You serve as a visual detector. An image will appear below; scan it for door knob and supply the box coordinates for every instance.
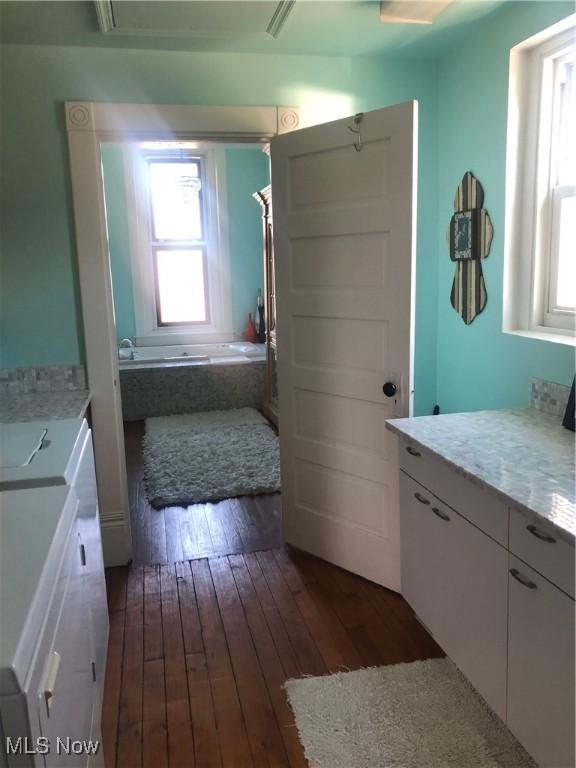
[383,382,397,397]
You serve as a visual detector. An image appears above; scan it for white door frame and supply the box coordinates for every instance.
[65,101,305,565]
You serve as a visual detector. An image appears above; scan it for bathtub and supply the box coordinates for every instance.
[118,341,266,369]
[118,341,267,420]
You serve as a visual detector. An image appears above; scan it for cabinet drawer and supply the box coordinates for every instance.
[400,473,508,719]
[507,555,575,767]
[509,508,575,598]
[37,522,94,767]
[399,439,508,545]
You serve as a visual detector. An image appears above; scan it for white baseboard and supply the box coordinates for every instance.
[100,517,133,566]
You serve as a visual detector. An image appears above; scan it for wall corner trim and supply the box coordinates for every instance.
[100,517,133,567]
[65,102,95,132]
[277,107,301,134]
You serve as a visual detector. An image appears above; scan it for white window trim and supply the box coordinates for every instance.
[546,183,576,327]
[124,143,233,345]
[503,14,576,346]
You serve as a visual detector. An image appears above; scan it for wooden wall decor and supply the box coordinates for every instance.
[447,171,493,325]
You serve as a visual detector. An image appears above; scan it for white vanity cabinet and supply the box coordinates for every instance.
[507,556,575,768]
[398,436,575,768]
[0,422,108,768]
[35,512,96,768]
[400,472,508,719]
[72,430,109,737]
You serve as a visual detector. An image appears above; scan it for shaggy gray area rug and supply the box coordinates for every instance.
[143,408,280,507]
[285,658,536,768]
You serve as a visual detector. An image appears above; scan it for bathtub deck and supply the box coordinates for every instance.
[124,421,283,566]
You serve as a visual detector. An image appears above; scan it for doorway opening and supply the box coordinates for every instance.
[100,137,282,565]
[66,102,303,567]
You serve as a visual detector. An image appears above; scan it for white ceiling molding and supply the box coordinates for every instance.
[379,0,454,25]
[64,102,306,139]
[266,0,297,38]
[94,0,296,40]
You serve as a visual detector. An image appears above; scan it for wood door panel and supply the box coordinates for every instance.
[292,316,388,370]
[272,101,416,589]
[294,389,395,456]
[287,508,401,591]
[293,437,394,484]
[289,139,391,207]
[294,459,391,535]
[292,366,394,402]
[291,232,388,289]
[290,291,391,321]
[288,204,394,239]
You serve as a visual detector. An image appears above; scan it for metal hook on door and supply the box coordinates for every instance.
[348,113,364,152]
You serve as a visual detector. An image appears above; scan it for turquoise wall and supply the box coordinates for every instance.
[0,43,438,415]
[225,148,270,335]
[101,144,136,341]
[350,58,439,416]
[0,45,351,369]
[2,4,572,415]
[100,144,269,341]
[436,1,575,413]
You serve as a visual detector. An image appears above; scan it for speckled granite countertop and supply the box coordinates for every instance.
[386,409,575,541]
[0,390,91,423]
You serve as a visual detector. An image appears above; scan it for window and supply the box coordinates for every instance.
[545,51,575,325]
[147,157,208,325]
[504,17,576,344]
[125,143,232,344]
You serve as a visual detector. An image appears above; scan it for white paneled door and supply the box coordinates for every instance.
[271,102,417,591]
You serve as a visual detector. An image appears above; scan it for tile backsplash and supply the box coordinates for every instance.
[529,377,572,417]
[0,365,87,396]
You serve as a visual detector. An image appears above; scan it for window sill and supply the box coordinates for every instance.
[503,327,576,347]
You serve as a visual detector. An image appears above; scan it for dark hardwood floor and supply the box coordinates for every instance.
[103,548,443,768]
[103,421,443,766]
[124,421,282,566]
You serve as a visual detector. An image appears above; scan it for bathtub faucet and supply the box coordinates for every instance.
[118,338,135,360]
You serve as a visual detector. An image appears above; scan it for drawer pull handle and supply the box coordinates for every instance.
[432,507,450,521]
[43,651,61,717]
[406,446,421,457]
[526,524,556,544]
[509,568,537,590]
[414,492,430,505]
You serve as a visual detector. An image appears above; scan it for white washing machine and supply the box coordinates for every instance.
[0,486,103,767]
[0,419,109,767]
[0,419,89,491]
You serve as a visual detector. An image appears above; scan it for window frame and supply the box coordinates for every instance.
[545,184,576,326]
[124,142,233,345]
[504,16,576,346]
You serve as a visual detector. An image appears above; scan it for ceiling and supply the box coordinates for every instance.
[0,0,508,58]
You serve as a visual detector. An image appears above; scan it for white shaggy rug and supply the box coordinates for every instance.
[143,408,280,508]
[284,659,536,768]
